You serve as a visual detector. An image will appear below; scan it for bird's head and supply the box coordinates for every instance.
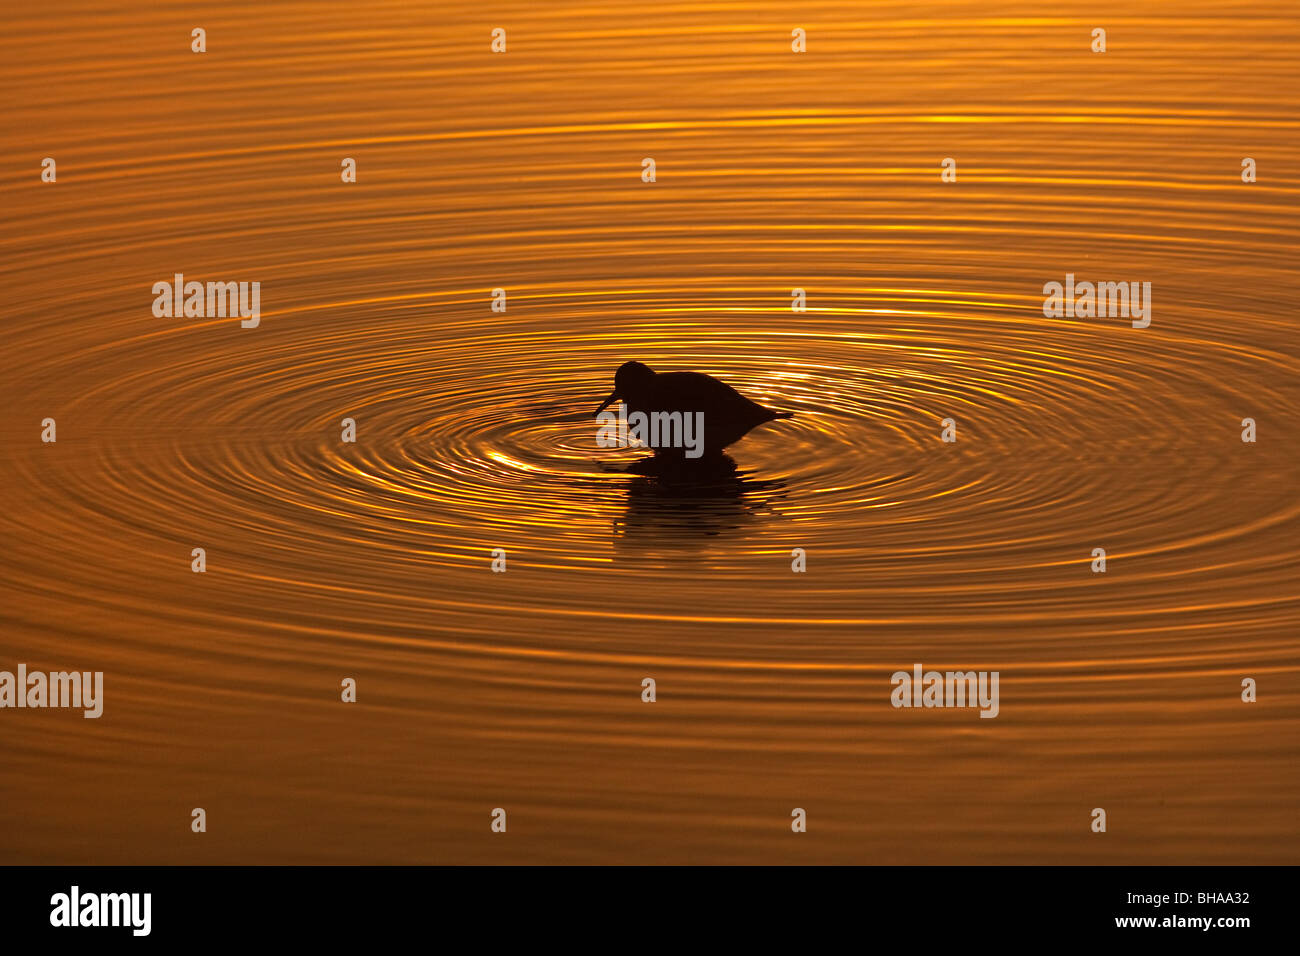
[594,360,656,414]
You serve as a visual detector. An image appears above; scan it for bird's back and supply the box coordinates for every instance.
[629,371,786,453]
[647,371,769,421]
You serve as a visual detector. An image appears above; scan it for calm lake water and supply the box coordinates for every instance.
[1,1,1297,863]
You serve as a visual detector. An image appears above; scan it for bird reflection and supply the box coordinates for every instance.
[608,453,787,543]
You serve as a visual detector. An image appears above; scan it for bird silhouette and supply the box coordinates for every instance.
[594,360,793,460]
[612,452,789,544]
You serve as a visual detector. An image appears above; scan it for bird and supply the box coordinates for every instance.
[594,360,793,460]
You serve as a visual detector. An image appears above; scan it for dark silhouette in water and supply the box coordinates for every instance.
[594,361,794,460]
[605,453,788,543]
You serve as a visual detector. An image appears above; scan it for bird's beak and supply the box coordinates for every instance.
[594,391,619,416]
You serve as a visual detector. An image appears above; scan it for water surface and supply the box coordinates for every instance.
[1,0,1297,863]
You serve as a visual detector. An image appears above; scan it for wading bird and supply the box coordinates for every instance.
[594,360,793,460]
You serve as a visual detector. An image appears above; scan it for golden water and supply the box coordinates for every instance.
[1,1,1297,863]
